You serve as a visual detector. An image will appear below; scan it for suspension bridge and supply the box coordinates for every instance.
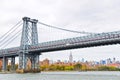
[0,17,120,73]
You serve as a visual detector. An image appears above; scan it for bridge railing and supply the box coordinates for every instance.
[0,30,120,54]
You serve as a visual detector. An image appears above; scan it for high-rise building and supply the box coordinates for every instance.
[69,51,73,63]
[81,58,85,63]
[107,58,112,64]
[113,57,116,63]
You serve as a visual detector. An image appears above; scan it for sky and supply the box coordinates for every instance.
[1,0,120,62]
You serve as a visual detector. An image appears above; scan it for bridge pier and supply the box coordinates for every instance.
[17,52,40,73]
[17,52,27,73]
[31,53,40,72]
[11,57,15,71]
[2,56,8,72]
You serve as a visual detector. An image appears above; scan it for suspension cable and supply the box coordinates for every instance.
[38,21,96,34]
[0,20,22,40]
[0,23,22,43]
[0,29,21,47]
[0,30,22,49]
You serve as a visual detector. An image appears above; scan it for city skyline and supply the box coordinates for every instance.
[40,56,119,65]
[40,51,120,62]
[1,0,120,61]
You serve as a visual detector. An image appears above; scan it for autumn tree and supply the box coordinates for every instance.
[74,63,82,71]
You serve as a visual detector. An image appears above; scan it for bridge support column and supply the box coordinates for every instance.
[17,17,40,73]
[31,53,40,72]
[35,54,40,70]
[17,52,28,73]
[11,57,15,71]
[2,56,8,72]
[17,53,40,73]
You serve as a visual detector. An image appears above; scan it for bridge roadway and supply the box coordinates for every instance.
[0,30,120,58]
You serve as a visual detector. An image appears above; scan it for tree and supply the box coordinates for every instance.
[81,64,87,71]
[65,66,74,71]
[74,63,82,71]
[7,65,11,71]
[49,64,56,71]
[15,64,18,70]
[98,66,120,71]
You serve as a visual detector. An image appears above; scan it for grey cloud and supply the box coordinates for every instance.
[1,0,120,61]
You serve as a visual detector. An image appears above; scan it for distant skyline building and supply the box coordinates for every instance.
[81,58,85,63]
[113,57,116,63]
[69,51,73,63]
[107,58,112,64]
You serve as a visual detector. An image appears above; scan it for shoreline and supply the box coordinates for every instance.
[0,71,16,74]
[0,70,119,74]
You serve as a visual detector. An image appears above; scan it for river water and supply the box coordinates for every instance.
[0,71,120,80]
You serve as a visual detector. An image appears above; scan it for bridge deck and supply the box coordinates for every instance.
[0,31,120,57]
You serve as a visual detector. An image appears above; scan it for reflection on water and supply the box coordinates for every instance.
[0,71,120,80]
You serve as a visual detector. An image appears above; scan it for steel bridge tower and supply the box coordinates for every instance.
[18,17,40,73]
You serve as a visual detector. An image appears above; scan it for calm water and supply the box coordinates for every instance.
[0,71,120,80]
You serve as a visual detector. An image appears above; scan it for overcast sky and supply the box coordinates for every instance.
[1,0,120,62]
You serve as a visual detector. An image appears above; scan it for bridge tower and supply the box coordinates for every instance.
[17,17,40,73]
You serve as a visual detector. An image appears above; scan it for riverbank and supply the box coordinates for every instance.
[0,71,16,74]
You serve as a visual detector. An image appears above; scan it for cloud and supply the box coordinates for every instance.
[1,0,120,61]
